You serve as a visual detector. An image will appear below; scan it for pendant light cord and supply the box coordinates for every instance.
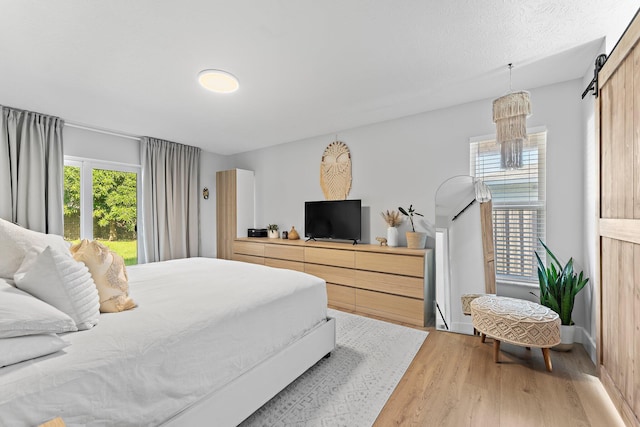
[508,63,513,92]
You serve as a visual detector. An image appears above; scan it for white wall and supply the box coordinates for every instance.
[230,78,587,334]
[63,126,229,258]
[200,151,232,257]
[233,80,584,247]
[65,126,140,165]
[580,38,615,363]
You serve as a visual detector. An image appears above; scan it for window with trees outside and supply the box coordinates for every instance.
[469,129,547,286]
[64,158,140,265]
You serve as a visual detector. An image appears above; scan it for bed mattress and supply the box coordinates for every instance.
[0,257,328,426]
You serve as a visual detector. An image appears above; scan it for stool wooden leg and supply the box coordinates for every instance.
[542,348,553,372]
[481,333,486,343]
[493,339,501,363]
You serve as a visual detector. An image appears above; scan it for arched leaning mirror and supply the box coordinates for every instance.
[435,175,495,334]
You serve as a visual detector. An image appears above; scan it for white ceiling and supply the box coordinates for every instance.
[0,1,637,155]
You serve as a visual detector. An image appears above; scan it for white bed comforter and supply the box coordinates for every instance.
[0,257,328,426]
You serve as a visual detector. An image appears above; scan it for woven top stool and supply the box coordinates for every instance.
[461,294,486,315]
[470,295,560,372]
[461,294,489,336]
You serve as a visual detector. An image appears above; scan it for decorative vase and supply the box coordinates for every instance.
[386,227,399,247]
[288,226,300,240]
[268,229,279,239]
[553,324,575,352]
[406,231,427,249]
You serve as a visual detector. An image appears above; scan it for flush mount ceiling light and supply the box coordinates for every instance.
[198,69,239,94]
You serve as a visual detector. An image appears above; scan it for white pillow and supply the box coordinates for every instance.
[0,218,71,281]
[14,246,100,331]
[0,334,69,368]
[0,280,77,338]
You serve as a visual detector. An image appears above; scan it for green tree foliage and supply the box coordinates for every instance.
[93,169,137,240]
[63,166,80,217]
[63,166,137,241]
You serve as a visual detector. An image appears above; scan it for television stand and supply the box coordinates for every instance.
[305,237,317,242]
[351,240,358,245]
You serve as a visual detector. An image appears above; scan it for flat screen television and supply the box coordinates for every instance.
[305,199,361,244]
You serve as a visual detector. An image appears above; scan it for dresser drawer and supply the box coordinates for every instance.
[265,258,305,272]
[355,270,424,299]
[231,253,264,265]
[231,238,432,327]
[327,283,355,311]
[305,247,355,268]
[305,263,355,286]
[355,289,423,326]
[233,241,264,257]
[264,244,304,262]
[355,252,423,277]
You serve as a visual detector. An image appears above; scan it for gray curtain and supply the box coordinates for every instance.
[0,106,64,234]
[140,137,200,263]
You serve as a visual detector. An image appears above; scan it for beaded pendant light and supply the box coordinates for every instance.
[492,64,531,169]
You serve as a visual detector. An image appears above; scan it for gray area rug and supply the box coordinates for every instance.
[241,309,428,427]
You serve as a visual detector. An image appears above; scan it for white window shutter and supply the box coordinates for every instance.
[470,131,547,285]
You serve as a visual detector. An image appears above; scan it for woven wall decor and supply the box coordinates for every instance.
[320,141,352,200]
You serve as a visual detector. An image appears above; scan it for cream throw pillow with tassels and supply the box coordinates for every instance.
[70,240,136,313]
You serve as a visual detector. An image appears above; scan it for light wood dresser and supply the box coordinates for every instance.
[232,238,434,327]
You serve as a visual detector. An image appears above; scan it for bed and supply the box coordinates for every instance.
[0,257,335,427]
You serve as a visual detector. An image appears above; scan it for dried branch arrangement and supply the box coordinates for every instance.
[380,210,403,228]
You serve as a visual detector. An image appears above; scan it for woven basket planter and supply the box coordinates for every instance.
[406,232,426,249]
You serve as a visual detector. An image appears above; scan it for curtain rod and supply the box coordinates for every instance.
[64,121,142,141]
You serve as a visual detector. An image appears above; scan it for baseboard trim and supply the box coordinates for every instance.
[577,326,597,364]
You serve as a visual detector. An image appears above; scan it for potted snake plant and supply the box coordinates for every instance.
[535,240,589,351]
[398,205,427,249]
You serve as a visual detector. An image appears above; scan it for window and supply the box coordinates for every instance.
[63,157,140,265]
[470,130,546,285]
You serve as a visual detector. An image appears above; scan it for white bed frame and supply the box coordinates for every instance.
[162,317,336,427]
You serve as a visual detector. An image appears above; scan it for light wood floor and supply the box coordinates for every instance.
[332,308,624,427]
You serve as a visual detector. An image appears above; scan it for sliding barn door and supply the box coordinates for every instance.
[597,12,640,427]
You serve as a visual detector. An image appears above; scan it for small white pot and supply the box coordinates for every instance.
[553,324,575,352]
[386,227,399,247]
[268,230,279,239]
